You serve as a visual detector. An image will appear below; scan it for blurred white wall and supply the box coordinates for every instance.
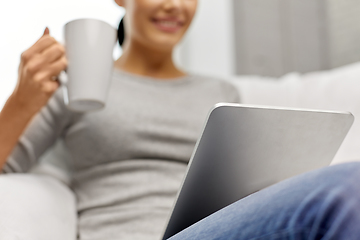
[0,0,124,109]
[327,0,360,68]
[175,0,235,78]
[233,0,360,77]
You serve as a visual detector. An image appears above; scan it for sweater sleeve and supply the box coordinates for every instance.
[2,89,73,173]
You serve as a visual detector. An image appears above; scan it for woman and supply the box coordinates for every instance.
[0,0,360,239]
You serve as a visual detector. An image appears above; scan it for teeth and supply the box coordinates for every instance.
[158,21,178,27]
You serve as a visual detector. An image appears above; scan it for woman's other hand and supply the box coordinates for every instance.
[12,27,67,116]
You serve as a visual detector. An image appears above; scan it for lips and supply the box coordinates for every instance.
[152,18,184,33]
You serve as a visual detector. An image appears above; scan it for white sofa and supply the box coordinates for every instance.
[2,62,360,240]
[229,62,360,165]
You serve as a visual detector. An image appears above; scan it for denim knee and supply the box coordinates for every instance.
[288,162,360,239]
[319,162,360,190]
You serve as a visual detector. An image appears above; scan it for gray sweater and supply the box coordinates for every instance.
[4,69,240,240]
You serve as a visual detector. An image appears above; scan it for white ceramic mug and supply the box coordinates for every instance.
[59,18,117,112]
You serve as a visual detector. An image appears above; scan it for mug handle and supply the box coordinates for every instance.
[58,70,68,85]
[57,70,69,106]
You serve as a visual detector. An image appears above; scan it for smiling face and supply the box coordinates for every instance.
[115,0,198,52]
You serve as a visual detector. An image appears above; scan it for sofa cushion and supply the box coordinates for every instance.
[0,174,77,240]
[229,62,360,164]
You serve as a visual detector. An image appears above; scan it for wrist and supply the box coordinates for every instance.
[3,93,37,121]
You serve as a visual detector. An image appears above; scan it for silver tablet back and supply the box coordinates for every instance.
[162,104,354,239]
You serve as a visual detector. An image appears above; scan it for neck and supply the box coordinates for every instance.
[114,39,186,79]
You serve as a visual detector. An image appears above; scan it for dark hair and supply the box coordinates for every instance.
[117,18,125,47]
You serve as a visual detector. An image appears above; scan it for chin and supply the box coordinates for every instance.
[147,37,180,52]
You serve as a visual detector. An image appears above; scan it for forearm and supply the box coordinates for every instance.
[0,94,35,170]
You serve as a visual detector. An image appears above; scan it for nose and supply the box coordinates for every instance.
[163,0,183,12]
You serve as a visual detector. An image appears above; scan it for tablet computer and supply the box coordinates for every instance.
[162,103,354,239]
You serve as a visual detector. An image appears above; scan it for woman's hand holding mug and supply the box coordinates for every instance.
[13,19,117,115]
[12,27,67,116]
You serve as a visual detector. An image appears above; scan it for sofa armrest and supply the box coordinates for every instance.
[0,174,77,240]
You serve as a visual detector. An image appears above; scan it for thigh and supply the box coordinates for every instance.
[168,162,360,240]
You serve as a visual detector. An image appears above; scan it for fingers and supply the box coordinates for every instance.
[24,49,65,78]
[32,56,67,83]
[21,27,66,79]
[26,42,65,72]
[48,56,68,78]
[21,27,59,63]
[13,27,64,112]
[41,43,66,64]
[21,36,58,63]
[41,80,60,94]
[43,27,50,36]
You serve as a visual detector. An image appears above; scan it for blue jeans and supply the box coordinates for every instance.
[168,162,360,240]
